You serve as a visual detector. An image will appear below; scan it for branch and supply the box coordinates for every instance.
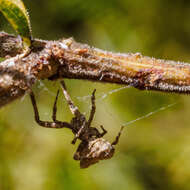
[1,32,190,108]
[0,32,23,57]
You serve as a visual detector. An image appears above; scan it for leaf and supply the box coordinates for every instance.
[0,0,32,48]
[0,57,5,62]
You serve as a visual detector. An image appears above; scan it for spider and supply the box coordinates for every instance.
[30,80,124,168]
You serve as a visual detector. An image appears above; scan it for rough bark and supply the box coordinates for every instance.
[0,32,190,108]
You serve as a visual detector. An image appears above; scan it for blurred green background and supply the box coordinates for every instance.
[0,0,190,189]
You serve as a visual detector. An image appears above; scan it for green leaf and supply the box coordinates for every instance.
[0,0,32,48]
[0,57,5,62]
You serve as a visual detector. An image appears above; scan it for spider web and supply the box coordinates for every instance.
[121,102,177,128]
[76,85,177,127]
[76,86,131,101]
[32,81,177,127]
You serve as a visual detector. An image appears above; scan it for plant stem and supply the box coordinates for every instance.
[0,32,190,108]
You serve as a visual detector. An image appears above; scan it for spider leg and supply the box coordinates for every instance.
[30,91,71,129]
[60,80,81,117]
[71,121,86,144]
[87,89,96,128]
[111,126,124,145]
[52,90,60,122]
[99,125,107,137]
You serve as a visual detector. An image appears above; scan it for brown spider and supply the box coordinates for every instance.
[30,80,124,168]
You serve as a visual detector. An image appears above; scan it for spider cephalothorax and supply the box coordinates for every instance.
[30,80,123,168]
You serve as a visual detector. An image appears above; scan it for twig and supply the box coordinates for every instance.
[0,31,190,108]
